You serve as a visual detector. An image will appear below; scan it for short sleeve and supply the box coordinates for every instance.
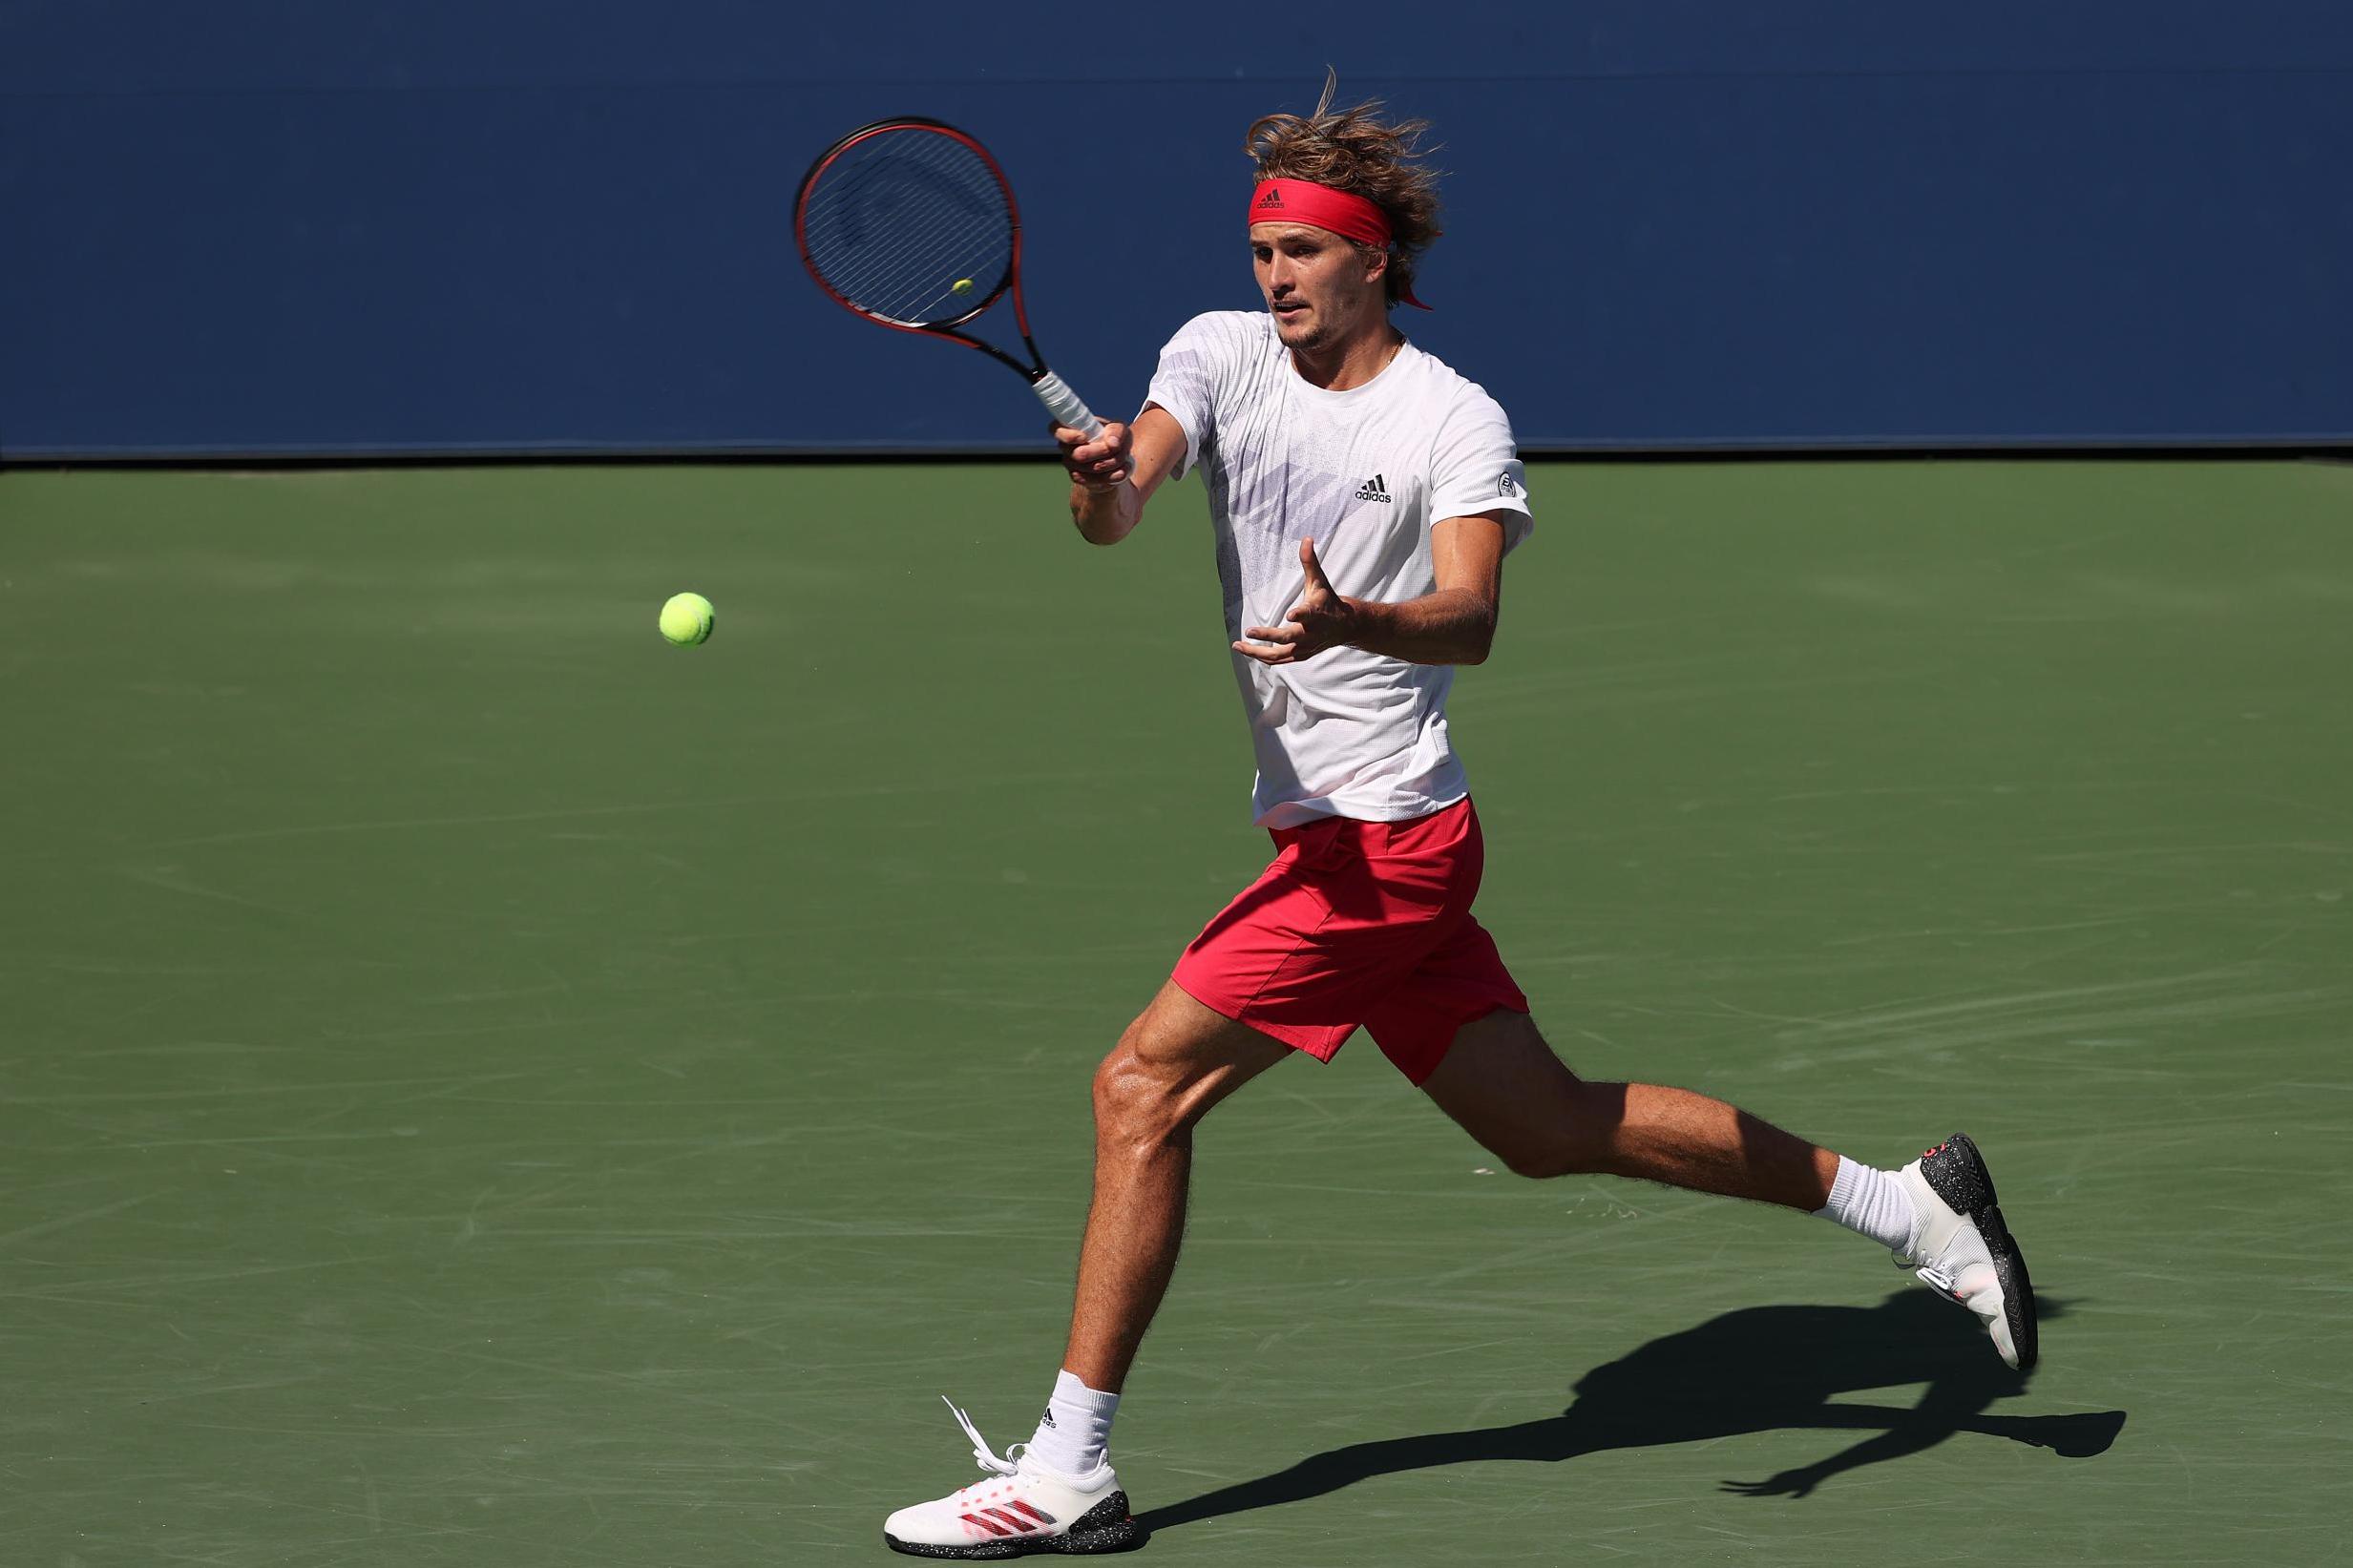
[1430,388,1534,554]
[1141,312,1238,481]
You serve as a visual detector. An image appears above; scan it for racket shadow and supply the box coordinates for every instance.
[1134,1290,2121,1537]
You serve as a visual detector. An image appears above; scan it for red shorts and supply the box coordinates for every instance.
[1170,798,1529,1085]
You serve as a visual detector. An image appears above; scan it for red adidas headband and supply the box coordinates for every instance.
[1248,179,1432,310]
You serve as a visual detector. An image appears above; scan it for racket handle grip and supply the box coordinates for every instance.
[1033,370,1104,441]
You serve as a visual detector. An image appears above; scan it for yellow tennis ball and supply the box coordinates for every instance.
[659,592,714,646]
[952,278,975,296]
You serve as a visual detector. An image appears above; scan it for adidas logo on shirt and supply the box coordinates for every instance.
[1355,473,1392,503]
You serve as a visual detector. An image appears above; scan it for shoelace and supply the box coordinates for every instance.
[942,1395,1027,1495]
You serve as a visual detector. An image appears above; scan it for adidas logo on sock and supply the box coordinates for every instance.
[1039,1409,1057,1429]
[1355,472,1391,502]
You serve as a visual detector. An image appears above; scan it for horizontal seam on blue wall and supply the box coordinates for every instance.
[11,64,2353,102]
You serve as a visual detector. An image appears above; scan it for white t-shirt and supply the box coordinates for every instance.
[1144,310,1534,828]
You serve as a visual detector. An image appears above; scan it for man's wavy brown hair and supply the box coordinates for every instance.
[1244,73,1442,308]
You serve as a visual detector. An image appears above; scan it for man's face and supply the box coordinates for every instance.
[1250,222,1385,352]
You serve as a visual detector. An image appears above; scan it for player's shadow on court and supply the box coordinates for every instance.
[1136,1290,2122,1537]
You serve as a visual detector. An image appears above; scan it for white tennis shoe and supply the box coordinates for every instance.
[883,1398,1139,1558]
[1895,1132,2039,1371]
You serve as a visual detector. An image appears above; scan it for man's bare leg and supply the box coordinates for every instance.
[1061,979,1292,1392]
[1418,1009,1838,1208]
[878,985,1284,1552]
[1418,1009,2036,1369]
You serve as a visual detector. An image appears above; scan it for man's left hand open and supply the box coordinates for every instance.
[1235,538,1358,666]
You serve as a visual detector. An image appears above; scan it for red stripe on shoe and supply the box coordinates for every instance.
[960,1513,1012,1537]
[981,1508,1031,1533]
[1009,1499,1056,1525]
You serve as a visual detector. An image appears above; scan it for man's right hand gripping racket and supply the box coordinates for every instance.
[795,117,1105,440]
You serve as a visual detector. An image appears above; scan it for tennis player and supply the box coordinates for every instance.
[883,88,2037,1558]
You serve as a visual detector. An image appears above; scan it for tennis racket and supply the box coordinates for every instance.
[795,116,1105,440]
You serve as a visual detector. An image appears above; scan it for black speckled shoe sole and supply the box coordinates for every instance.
[1921,1133,2039,1373]
[885,1492,1141,1558]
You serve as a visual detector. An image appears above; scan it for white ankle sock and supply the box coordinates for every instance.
[1816,1155,1918,1251]
[1025,1369,1119,1477]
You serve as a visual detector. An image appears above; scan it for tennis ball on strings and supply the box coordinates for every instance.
[952,278,976,296]
[659,592,715,646]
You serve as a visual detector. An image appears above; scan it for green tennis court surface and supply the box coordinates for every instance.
[4,459,2348,1565]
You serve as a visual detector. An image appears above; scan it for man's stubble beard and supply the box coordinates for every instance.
[1272,289,1381,357]
[1278,303,1360,356]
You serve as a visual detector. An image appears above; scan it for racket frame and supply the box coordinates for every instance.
[794,115,1045,381]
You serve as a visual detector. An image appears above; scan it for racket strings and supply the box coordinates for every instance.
[807,178,1002,323]
[803,130,1014,326]
[833,152,1008,320]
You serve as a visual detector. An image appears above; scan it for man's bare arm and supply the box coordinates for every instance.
[1235,512,1514,667]
[1056,406,1189,546]
[1347,512,1510,664]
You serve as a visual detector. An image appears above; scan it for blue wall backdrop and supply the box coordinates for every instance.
[4,2,2350,457]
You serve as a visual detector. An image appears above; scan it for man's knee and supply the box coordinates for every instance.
[1498,1143,1570,1181]
[1091,1030,1191,1153]
[1493,1080,1623,1181]
[1091,1036,1150,1119]
[1091,990,1283,1153]
[1498,1137,1598,1181]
